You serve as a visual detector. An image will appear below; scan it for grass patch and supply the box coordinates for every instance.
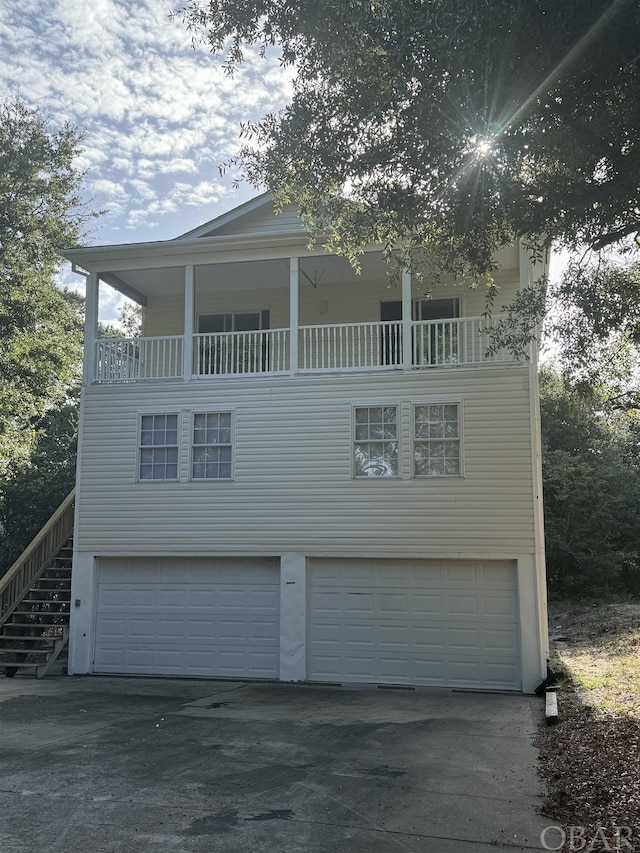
[537,601,640,850]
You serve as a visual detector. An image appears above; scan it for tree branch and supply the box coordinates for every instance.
[590,222,640,251]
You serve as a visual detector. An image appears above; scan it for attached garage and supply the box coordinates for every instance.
[308,558,521,690]
[94,557,280,678]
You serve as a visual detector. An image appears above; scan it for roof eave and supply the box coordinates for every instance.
[63,228,312,272]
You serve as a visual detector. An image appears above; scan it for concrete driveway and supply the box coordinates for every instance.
[0,677,555,852]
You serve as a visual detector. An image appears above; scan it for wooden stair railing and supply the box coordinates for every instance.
[0,489,75,630]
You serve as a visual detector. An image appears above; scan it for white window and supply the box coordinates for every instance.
[413,404,461,477]
[354,406,398,477]
[192,412,233,480]
[139,414,179,481]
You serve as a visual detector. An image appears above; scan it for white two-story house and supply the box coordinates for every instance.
[64,193,549,692]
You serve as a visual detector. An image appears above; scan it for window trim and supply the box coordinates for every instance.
[137,411,180,483]
[190,409,235,482]
[352,403,400,479]
[411,401,463,479]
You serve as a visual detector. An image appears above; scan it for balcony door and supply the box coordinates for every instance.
[413,298,459,322]
[380,299,460,366]
[380,300,403,364]
[197,311,271,373]
[412,299,460,366]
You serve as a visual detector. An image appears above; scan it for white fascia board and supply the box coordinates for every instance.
[63,229,313,273]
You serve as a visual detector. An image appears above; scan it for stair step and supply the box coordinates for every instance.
[0,644,51,652]
[3,663,41,670]
[12,618,70,625]
[8,618,70,624]
[0,631,64,640]
[36,578,72,585]
[22,589,71,604]
[28,585,70,592]
[9,613,70,621]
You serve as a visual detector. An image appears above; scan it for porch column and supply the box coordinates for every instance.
[183,264,194,380]
[401,269,412,369]
[289,257,299,374]
[83,271,99,385]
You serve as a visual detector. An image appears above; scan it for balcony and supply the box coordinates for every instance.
[94,316,517,383]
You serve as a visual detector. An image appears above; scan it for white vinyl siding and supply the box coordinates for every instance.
[192,412,233,480]
[76,368,536,558]
[211,202,305,236]
[308,558,520,690]
[93,557,280,678]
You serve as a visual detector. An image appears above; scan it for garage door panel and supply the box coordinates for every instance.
[156,618,186,636]
[412,626,446,648]
[483,594,518,618]
[447,627,480,649]
[483,626,520,652]
[94,558,279,679]
[411,594,444,615]
[446,594,481,616]
[377,594,409,614]
[309,558,520,690]
[96,617,126,637]
[127,618,155,639]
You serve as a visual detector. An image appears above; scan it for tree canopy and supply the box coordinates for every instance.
[0,99,89,472]
[179,0,640,280]
[548,255,640,397]
[0,398,78,574]
[540,368,640,597]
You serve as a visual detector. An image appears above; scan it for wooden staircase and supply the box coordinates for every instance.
[0,491,75,678]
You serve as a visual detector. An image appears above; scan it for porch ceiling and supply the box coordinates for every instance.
[95,243,520,302]
[99,252,390,300]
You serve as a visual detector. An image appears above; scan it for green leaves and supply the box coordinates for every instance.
[0,99,89,472]
[180,0,640,279]
[548,256,640,395]
[0,399,79,575]
[540,369,640,597]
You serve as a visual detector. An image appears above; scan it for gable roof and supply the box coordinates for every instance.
[174,192,304,241]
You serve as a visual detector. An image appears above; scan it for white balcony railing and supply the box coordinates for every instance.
[412,316,512,367]
[300,321,402,371]
[93,317,517,382]
[194,329,289,376]
[96,337,183,382]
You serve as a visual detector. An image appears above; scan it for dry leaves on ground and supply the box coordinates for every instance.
[537,602,640,851]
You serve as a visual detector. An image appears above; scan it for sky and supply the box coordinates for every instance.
[0,0,292,320]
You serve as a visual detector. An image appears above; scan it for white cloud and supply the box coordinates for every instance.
[158,158,199,174]
[0,0,292,243]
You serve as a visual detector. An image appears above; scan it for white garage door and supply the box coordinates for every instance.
[308,558,520,690]
[94,557,280,678]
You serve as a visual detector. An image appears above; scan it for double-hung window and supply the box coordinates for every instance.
[413,403,460,476]
[354,406,398,477]
[139,414,179,481]
[192,412,233,480]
